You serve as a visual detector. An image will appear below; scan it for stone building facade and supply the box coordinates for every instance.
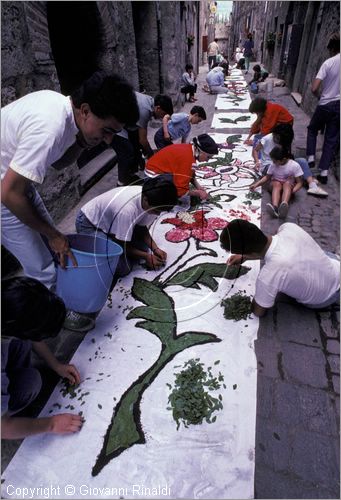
[228,1,340,116]
[1,1,200,221]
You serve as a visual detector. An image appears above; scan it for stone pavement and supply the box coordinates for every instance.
[2,65,340,499]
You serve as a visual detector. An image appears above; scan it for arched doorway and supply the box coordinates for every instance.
[47,1,103,94]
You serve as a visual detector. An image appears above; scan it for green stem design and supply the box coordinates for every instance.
[92,330,220,476]
[92,261,251,474]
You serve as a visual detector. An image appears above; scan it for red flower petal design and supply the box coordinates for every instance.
[165,228,191,242]
[207,218,228,230]
[191,227,218,241]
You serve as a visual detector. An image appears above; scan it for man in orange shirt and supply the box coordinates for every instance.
[145,134,218,203]
[244,97,294,145]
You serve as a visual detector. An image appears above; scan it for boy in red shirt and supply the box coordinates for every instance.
[244,97,293,144]
[145,134,218,202]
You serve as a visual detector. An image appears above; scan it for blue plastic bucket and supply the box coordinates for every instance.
[56,234,123,313]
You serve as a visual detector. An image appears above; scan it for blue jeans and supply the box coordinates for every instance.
[75,211,149,283]
[1,186,56,290]
[154,128,173,150]
[306,100,340,172]
[295,158,312,180]
[244,55,252,70]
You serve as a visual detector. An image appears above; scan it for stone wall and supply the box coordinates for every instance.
[1,2,60,106]
[1,1,201,224]
[229,1,340,116]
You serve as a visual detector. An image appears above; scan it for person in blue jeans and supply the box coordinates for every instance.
[154,106,207,150]
[306,33,340,184]
[243,33,254,73]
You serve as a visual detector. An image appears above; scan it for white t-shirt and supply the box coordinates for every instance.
[208,41,219,56]
[260,133,276,166]
[316,53,340,105]
[255,223,340,308]
[1,90,78,184]
[267,159,303,181]
[81,186,157,241]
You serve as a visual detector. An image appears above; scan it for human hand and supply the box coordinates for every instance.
[244,139,253,145]
[50,413,83,434]
[197,189,209,200]
[145,253,165,270]
[153,247,167,263]
[162,114,171,124]
[55,364,81,385]
[48,232,77,269]
[227,254,243,266]
[249,184,257,191]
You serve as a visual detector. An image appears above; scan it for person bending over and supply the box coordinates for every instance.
[2,277,82,439]
[76,177,178,279]
[220,219,340,317]
[154,106,207,150]
[145,134,219,205]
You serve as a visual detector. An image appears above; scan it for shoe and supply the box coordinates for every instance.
[64,311,95,333]
[266,203,279,218]
[317,174,328,184]
[307,185,328,197]
[278,202,289,219]
[308,161,315,169]
[189,97,196,103]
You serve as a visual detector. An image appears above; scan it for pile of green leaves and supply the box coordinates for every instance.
[245,190,262,200]
[221,291,252,321]
[167,358,224,430]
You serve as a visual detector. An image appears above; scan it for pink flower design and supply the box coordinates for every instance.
[162,210,228,243]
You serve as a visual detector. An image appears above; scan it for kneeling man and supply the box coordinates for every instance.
[220,219,340,316]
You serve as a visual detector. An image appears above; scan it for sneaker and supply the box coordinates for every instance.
[307,185,328,197]
[317,174,328,184]
[266,202,279,217]
[278,202,289,219]
[64,311,95,333]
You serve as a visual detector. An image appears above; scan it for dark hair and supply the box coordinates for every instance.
[190,106,207,120]
[154,95,174,115]
[214,38,218,43]
[247,33,253,39]
[253,64,261,72]
[220,219,268,254]
[249,97,267,114]
[193,134,219,155]
[272,123,294,151]
[270,146,290,161]
[185,64,194,71]
[71,71,139,124]
[327,33,340,52]
[142,177,178,210]
[211,62,220,69]
[2,277,66,341]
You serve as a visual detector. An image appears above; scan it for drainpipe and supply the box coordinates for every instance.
[155,1,164,94]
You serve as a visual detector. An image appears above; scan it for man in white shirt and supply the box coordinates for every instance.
[1,71,139,331]
[220,219,340,317]
[207,39,219,69]
[75,177,178,280]
[306,33,340,184]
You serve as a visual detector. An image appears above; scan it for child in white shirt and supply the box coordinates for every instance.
[250,146,303,219]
